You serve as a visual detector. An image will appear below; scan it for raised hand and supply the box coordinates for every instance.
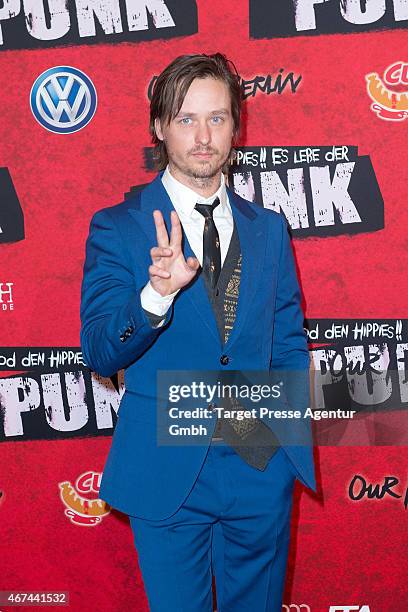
[148,209,200,297]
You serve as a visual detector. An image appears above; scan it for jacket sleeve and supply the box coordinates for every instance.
[80,208,173,377]
[270,213,310,411]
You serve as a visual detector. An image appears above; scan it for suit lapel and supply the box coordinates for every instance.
[225,187,266,350]
[127,174,267,351]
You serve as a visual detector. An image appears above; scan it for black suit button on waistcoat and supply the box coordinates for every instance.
[220,354,229,365]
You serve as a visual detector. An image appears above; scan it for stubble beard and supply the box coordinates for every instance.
[170,149,231,189]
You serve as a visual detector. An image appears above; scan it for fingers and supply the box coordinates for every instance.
[153,210,170,247]
[151,211,199,275]
[149,264,170,279]
[150,246,172,264]
[169,210,182,248]
[153,210,182,249]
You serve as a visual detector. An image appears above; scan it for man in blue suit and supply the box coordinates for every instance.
[80,53,316,611]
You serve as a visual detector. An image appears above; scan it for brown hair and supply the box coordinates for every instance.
[149,53,241,171]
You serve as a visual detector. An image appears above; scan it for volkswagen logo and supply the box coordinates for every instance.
[30,66,97,134]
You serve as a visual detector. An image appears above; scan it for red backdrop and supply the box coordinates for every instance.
[1,1,407,610]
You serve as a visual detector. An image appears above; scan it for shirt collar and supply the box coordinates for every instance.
[161,165,230,219]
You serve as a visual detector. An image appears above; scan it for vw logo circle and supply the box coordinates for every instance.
[30,66,97,134]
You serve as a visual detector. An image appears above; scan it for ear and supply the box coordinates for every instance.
[154,118,164,141]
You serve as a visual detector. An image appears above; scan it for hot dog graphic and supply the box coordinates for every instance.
[366,72,408,121]
[59,481,110,526]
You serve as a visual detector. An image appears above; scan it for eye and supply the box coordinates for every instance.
[179,117,192,125]
[211,116,224,124]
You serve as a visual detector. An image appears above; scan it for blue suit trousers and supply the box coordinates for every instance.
[129,443,296,611]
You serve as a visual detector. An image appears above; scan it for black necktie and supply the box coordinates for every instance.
[194,197,221,289]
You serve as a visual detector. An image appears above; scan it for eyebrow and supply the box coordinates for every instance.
[176,109,230,117]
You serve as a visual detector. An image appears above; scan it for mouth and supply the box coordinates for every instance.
[191,151,214,159]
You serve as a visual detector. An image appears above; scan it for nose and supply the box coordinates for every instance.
[195,120,211,146]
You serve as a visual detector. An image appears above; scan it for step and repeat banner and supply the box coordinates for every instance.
[1,1,407,610]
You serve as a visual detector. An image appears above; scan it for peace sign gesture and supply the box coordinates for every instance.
[148,209,200,297]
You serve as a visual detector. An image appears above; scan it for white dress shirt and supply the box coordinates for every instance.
[140,166,234,323]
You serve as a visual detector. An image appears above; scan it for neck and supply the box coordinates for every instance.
[167,164,222,198]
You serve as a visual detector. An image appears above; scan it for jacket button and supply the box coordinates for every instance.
[220,355,229,365]
[208,402,217,410]
[120,334,126,343]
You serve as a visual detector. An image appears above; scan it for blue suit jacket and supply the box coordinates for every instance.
[80,172,316,519]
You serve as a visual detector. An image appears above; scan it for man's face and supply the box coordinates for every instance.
[155,77,235,182]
